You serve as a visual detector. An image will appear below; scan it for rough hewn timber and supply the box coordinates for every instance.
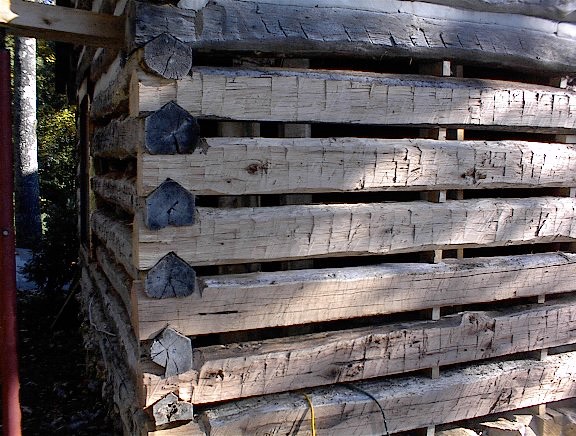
[135,197,576,269]
[199,351,576,435]
[135,252,576,338]
[144,101,200,154]
[166,67,576,132]
[91,174,137,214]
[131,0,576,73]
[418,0,576,21]
[144,252,196,299]
[92,116,142,158]
[80,266,149,435]
[150,393,194,429]
[92,54,138,120]
[95,245,133,313]
[142,294,576,404]
[91,210,137,278]
[143,33,193,79]
[144,179,195,230]
[138,138,576,196]
[148,420,205,435]
[150,327,193,377]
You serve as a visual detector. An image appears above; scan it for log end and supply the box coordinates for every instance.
[144,252,196,299]
[143,33,193,80]
[145,179,195,230]
[145,101,200,154]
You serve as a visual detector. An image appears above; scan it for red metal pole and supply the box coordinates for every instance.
[0,31,23,436]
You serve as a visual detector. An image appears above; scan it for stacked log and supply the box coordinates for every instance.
[77,0,576,434]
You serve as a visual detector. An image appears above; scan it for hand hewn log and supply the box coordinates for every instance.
[167,67,576,132]
[145,101,200,154]
[135,252,576,338]
[142,294,576,404]
[150,393,193,429]
[144,252,196,299]
[138,138,576,196]
[92,116,142,159]
[145,179,195,230]
[131,0,576,73]
[135,197,576,269]
[198,351,576,435]
[91,174,137,214]
[150,327,193,377]
[90,210,137,279]
[143,33,193,79]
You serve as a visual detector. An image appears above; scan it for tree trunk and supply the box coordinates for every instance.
[13,36,41,248]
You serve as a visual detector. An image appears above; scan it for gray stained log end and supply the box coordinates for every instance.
[150,327,193,377]
[151,392,194,427]
[145,179,195,230]
[143,33,193,79]
[144,252,197,299]
[145,101,200,154]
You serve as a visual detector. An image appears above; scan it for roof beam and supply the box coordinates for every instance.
[0,0,124,48]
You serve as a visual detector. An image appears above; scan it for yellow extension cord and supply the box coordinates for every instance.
[302,393,317,436]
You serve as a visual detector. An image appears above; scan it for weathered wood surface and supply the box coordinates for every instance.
[144,101,200,154]
[151,327,193,377]
[136,197,576,269]
[135,252,576,338]
[160,67,576,132]
[138,138,576,196]
[199,351,576,435]
[418,0,576,22]
[92,116,141,158]
[85,261,141,378]
[145,180,195,230]
[151,393,194,428]
[142,294,576,404]
[95,245,133,313]
[148,420,205,436]
[0,0,124,47]
[131,0,576,73]
[144,252,196,299]
[142,33,193,80]
[91,174,137,214]
[91,210,137,278]
[80,266,150,436]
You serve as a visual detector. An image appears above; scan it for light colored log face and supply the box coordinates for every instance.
[136,197,576,268]
[138,138,576,196]
[170,67,576,131]
[142,295,576,405]
[135,253,576,338]
[200,351,576,435]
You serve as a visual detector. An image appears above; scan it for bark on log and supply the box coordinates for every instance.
[138,138,576,196]
[135,197,576,269]
[135,252,576,338]
[144,252,196,299]
[142,294,576,404]
[199,351,576,435]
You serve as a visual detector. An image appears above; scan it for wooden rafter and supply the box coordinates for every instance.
[0,0,124,47]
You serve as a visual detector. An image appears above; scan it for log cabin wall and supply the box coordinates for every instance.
[75,0,576,434]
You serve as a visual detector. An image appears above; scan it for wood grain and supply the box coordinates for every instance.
[138,138,576,196]
[135,252,576,338]
[135,197,576,269]
[142,294,576,404]
[167,67,576,132]
[131,0,576,73]
[199,351,576,435]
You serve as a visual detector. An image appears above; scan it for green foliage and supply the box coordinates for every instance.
[23,40,78,291]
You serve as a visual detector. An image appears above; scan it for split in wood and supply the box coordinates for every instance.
[144,252,197,299]
[145,179,195,230]
[145,101,200,154]
[143,33,193,80]
[150,393,193,428]
[151,327,193,377]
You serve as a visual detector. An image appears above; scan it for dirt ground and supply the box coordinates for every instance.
[5,290,117,435]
